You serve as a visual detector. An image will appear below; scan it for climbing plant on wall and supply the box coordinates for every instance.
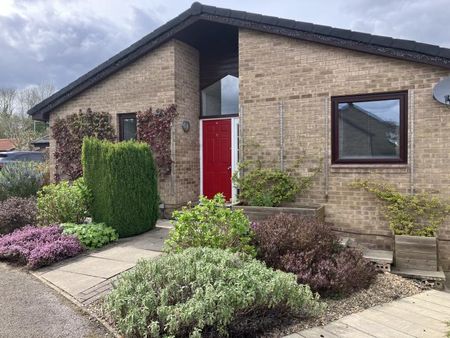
[136,104,177,176]
[52,109,116,181]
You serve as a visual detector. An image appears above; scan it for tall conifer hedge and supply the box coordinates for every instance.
[82,138,159,237]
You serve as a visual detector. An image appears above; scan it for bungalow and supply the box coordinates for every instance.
[28,3,450,270]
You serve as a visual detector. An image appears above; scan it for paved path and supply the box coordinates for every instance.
[291,290,450,338]
[33,220,171,305]
[0,263,110,338]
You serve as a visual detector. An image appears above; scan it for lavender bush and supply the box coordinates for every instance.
[0,162,45,201]
[0,225,84,269]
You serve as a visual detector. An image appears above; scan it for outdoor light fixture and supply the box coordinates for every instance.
[181,120,190,133]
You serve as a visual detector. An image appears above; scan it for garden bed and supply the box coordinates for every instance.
[87,272,425,338]
[233,205,325,222]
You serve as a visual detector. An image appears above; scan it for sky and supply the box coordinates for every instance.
[0,0,449,91]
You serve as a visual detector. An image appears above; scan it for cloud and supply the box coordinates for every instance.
[343,0,450,48]
[0,0,448,91]
[0,0,162,89]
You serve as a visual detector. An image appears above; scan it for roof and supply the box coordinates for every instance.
[31,135,50,146]
[28,2,450,121]
[0,139,15,152]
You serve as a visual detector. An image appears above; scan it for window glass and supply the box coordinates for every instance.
[332,92,407,163]
[201,75,239,116]
[120,114,137,141]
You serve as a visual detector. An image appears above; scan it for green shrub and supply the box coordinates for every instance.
[0,162,44,201]
[61,223,118,249]
[165,194,256,256]
[82,138,159,237]
[232,161,320,207]
[37,178,91,226]
[352,180,450,237]
[106,247,323,337]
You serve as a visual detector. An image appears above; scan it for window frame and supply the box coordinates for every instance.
[118,113,137,141]
[331,91,408,165]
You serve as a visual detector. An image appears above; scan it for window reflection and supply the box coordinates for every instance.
[201,75,239,116]
[338,99,400,159]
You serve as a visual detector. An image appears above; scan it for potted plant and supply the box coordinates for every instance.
[353,180,450,273]
[232,160,323,221]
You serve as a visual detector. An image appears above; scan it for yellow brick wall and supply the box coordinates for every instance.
[48,39,200,210]
[239,29,450,269]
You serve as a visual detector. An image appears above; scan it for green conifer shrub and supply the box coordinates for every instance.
[82,138,159,237]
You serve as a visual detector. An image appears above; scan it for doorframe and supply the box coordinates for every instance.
[199,117,239,202]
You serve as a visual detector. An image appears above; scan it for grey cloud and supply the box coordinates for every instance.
[0,3,161,89]
[343,0,450,48]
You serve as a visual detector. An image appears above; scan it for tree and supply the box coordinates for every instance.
[0,83,55,150]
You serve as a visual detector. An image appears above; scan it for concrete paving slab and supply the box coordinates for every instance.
[413,290,450,307]
[359,306,442,337]
[322,321,374,337]
[374,302,448,331]
[395,298,450,322]
[57,256,134,278]
[89,245,161,263]
[399,296,450,316]
[298,327,338,337]
[339,313,413,338]
[40,269,105,295]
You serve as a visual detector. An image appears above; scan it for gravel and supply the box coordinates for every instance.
[86,272,426,338]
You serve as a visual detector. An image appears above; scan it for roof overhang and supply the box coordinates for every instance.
[28,2,450,121]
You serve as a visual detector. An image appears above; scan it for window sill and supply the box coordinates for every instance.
[330,163,409,174]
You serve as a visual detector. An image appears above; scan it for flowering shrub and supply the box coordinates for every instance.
[52,108,116,180]
[254,214,376,296]
[0,225,83,269]
[0,161,44,201]
[37,177,92,225]
[61,223,118,249]
[136,104,177,175]
[0,197,37,234]
[106,247,323,337]
[165,194,256,256]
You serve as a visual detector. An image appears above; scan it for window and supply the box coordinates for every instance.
[201,75,239,117]
[331,91,407,164]
[119,113,137,141]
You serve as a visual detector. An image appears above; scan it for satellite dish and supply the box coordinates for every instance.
[433,77,450,105]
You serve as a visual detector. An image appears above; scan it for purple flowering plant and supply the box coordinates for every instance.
[0,225,84,269]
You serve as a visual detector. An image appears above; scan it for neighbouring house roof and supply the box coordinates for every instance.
[31,135,50,148]
[28,2,450,121]
[0,139,15,152]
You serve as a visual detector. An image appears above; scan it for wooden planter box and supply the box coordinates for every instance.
[394,235,438,272]
[232,205,325,222]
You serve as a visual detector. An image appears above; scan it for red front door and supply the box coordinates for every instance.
[202,119,232,200]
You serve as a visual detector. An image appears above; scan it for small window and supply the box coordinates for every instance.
[119,113,137,141]
[331,91,407,164]
[201,75,239,117]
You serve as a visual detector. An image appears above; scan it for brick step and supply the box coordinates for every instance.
[391,267,446,289]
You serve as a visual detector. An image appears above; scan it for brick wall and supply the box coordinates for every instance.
[239,29,450,269]
[48,39,200,210]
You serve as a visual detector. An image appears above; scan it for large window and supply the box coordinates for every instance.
[119,113,137,141]
[331,91,407,164]
[201,75,239,117]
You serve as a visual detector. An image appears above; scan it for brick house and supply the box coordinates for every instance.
[29,3,450,268]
